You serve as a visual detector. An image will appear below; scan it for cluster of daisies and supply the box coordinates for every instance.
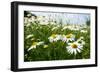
[24,15,88,33]
[27,33,85,55]
[51,25,88,34]
[48,34,85,55]
[24,14,57,27]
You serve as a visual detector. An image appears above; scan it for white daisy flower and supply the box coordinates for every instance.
[50,22,56,25]
[79,37,84,40]
[66,25,81,31]
[70,26,80,31]
[40,20,49,25]
[48,34,61,42]
[62,26,68,30]
[66,42,83,55]
[27,14,31,17]
[37,41,44,45]
[28,42,38,51]
[24,17,28,24]
[61,35,67,42]
[51,27,58,31]
[80,30,87,33]
[43,45,48,48]
[26,34,34,39]
[67,26,73,30]
[28,41,44,51]
[62,34,75,42]
[77,37,85,45]
[28,16,36,23]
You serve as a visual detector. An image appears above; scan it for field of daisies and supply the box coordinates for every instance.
[24,11,90,62]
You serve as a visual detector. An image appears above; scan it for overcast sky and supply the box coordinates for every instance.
[30,11,90,25]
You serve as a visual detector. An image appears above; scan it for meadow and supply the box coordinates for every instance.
[24,11,90,62]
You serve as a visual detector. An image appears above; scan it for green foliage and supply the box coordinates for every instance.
[24,23,90,62]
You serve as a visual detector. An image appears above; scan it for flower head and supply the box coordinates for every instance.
[51,27,59,31]
[62,34,75,42]
[66,42,83,55]
[37,41,44,45]
[43,45,48,48]
[28,42,38,51]
[48,34,61,42]
[77,37,85,45]
[28,41,44,51]
[26,34,34,39]
[80,30,87,33]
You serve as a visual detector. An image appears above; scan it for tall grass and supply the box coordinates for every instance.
[24,22,90,62]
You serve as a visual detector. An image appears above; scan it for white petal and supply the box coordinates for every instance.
[28,46,34,51]
[76,48,81,53]
[37,41,44,45]
[26,34,33,39]
[28,45,37,51]
[73,49,77,55]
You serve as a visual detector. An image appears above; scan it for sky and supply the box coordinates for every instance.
[30,11,90,25]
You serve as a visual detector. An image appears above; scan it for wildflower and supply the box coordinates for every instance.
[61,35,67,42]
[66,42,83,55]
[62,26,68,30]
[28,42,38,51]
[48,34,61,42]
[80,30,87,33]
[37,41,44,45]
[65,34,75,42]
[51,27,58,31]
[28,41,44,51]
[40,20,49,25]
[27,13,32,17]
[43,45,48,48]
[28,16,36,23]
[77,37,85,45]
[24,17,28,24]
[26,34,34,39]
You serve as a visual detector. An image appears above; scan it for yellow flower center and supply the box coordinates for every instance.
[44,45,48,48]
[32,42,38,46]
[51,34,57,38]
[71,44,78,48]
[66,34,72,38]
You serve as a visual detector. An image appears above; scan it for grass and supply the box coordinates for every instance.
[24,23,90,62]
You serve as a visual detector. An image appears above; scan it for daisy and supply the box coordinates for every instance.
[24,17,28,24]
[50,22,56,25]
[61,35,67,42]
[36,16,43,22]
[40,20,49,25]
[51,26,59,31]
[80,30,87,33]
[28,42,38,51]
[62,34,75,42]
[48,34,61,42]
[66,42,83,55]
[77,37,85,45]
[79,37,84,40]
[28,16,36,23]
[27,13,32,17]
[62,26,68,30]
[43,45,48,48]
[37,41,44,45]
[26,34,34,39]
[66,25,81,31]
[28,41,44,51]
[70,26,80,31]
